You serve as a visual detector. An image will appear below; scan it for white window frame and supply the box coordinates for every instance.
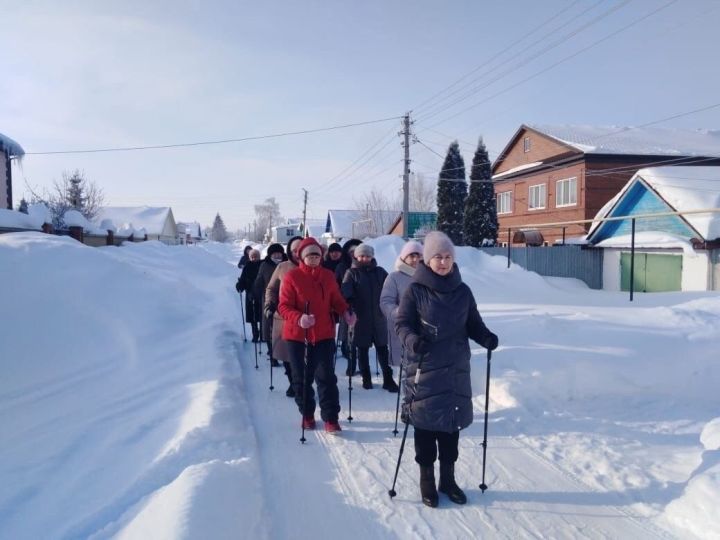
[497,191,512,214]
[528,183,546,210]
[523,136,531,153]
[556,177,577,207]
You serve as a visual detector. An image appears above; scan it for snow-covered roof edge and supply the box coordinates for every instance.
[0,132,24,158]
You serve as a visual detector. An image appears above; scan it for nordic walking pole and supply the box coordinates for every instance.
[479,349,493,493]
[389,352,426,499]
[254,334,259,369]
[300,301,310,444]
[347,321,355,423]
[239,292,247,342]
[388,420,410,498]
[392,363,403,436]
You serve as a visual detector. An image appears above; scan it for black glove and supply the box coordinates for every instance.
[235,279,242,293]
[483,332,499,351]
[409,334,431,355]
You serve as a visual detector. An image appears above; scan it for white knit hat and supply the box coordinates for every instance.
[423,231,455,261]
[354,243,374,258]
[399,240,423,261]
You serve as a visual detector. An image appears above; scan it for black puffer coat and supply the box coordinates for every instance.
[238,260,262,323]
[341,259,389,348]
[395,262,495,433]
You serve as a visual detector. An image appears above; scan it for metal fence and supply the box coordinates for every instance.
[478,245,604,289]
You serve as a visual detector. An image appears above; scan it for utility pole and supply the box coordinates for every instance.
[301,188,308,237]
[401,112,412,239]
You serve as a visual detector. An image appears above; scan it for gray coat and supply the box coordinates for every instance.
[379,258,415,366]
[395,262,495,433]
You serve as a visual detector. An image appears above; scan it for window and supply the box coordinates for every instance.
[497,191,512,214]
[528,183,546,210]
[556,177,577,207]
[523,137,531,153]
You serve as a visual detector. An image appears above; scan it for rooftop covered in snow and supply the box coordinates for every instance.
[96,206,175,237]
[0,132,24,158]
[529,124,720,157]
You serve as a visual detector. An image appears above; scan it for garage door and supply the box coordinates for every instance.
[620,253,682,292]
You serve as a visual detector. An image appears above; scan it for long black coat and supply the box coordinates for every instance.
[254,258,279,341]
[395,262,495,433]
[238,260,262,323]
[341,259,389,348]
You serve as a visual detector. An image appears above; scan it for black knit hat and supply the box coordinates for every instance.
[328,242,342,253]
[267,243,284,256]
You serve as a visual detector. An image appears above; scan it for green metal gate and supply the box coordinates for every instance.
[621,253,682,292]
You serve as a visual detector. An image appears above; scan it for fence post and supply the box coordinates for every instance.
[629,218,636,302]
[506,228,511,269]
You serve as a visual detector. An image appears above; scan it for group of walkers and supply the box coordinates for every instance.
[236,231,499,508]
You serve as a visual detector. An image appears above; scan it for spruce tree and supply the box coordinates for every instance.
[463,137,498,246]
[211,213,229,242]
[436,141,466,245]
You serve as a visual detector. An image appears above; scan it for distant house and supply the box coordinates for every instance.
[325,209,401,242]
[387,211,437,238]
[177,221,203,244]
[96,206,178,245]
[1,132,24,210]
[492,125,720,245]
[271,223,301,243]
[587,166,720,292]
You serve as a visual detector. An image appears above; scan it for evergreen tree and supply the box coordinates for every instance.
[436,141,466,245]
[211,213,229,242]
[463,137,498,246]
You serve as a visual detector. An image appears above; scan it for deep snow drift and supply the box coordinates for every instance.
[1,232,718,539]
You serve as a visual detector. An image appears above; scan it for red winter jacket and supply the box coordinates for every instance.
[279,261,349,345]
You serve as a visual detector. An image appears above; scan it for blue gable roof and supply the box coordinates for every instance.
[590,180,696,243]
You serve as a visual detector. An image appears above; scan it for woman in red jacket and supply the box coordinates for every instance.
[279,237,356,434]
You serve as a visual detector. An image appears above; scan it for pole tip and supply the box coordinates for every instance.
[388,489,396,498]
[479,483,487,493]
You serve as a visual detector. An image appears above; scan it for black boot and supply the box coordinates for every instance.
[359,348,372,389]
[419,465,438,508]
[439,462,466,505]
[382,368,399,393]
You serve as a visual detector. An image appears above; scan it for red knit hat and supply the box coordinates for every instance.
[298,237,323,259]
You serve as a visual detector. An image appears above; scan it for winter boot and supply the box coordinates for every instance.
[419,465,439,508]
[361,370,373,389]
[301,415,316,430]
[439,462,467,505]
[324,420,342,434]
[359,349,373,389]
[382,368,399,393]
[285,384,295,398]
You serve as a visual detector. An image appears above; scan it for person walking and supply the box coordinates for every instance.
[278,237,356,434]
[380,240,424,369]
[335,238,362,363]
[322,242,343,273]
[254,243,287,365]
[342,243,398,393]
[237,249,262,342]
[395,231,498,508]
[265,236,303,397]
[237,245,253,270]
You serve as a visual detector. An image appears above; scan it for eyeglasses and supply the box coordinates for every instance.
[304,253,321,259]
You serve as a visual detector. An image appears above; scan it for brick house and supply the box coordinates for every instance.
[491,125,720,245]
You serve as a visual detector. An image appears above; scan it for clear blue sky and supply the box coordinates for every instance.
[3,0,719,232]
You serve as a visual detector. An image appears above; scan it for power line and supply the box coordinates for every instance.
[411,0,585,114]
[24,115,402,155]
[423,0,678,130]
[415,0,616,123]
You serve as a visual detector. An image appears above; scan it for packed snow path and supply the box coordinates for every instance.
[238,340,675,540]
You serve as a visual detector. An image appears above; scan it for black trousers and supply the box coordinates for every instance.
[414,427,460,466]
[287,339,339,422]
